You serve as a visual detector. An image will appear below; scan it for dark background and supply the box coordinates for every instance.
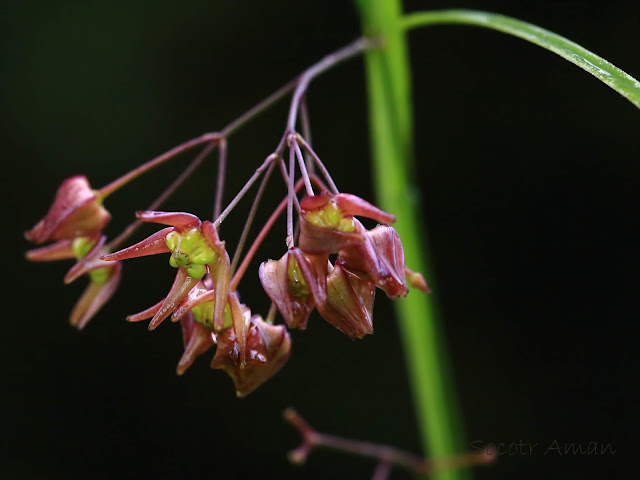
[1,1,637,479]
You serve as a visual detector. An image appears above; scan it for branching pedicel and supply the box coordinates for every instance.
[25,37,429,397]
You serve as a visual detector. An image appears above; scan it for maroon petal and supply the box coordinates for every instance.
[69,262,121,330]
[298,215,363,255]
[290,249,327,306]
[317,265,375,339]
[405,267,432,294]
[259,248,327,330]
[201,221,231,330]
[334,193,396,225]
[136,211,200,230]
[101,227,173,261]
[177,313,216,375]
[259,253,310,329]
[127,299,164,322]
[64,235,108,284]
[227,292,250,367]
[148,268,199,330]
[171,282,213,322]
[26,239,76,262]
[25,176,111,244]
[337,224,408,298]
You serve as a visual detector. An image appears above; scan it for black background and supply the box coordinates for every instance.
[1,1,637,479]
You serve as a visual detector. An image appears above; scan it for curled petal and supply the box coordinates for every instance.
[136,211,200,230]
[177,313,215,375]
[211,315,291,397]
[337,224,408,298]
[64,235,108,284]
[26,239,76,262]
[25,176,111,244]
[298,215,363,255]
[334,193,396,225]
[69,262,121,330]
[317,264,375,339]
[148,268,199,330]
[101,227,173,261]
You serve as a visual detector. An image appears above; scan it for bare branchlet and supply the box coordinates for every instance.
[284,408,496,480]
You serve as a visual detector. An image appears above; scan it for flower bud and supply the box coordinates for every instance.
[259,248,327,329]
[25,176,111,244]
[317,264,375,339]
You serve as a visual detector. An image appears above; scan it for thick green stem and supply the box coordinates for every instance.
[356,2,468,479]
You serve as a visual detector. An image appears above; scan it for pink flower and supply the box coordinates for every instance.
[101,211,230,331]
[211,293,291,397]
[259,248,327,330]
[25,176,111,244]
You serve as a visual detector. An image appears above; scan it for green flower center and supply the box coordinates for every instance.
[165,228,217,279]
[304,201,356,232]
[287,257,310,299]
[192,300,232,330]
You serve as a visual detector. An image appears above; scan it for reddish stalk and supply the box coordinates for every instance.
[284,408,495,479]
[286,143,296,248]
[213,138,227,221]
[212,154,276,229]
[230,159,276,273]
[292,138,314,196]
[295,134,339,194]
[298,95,314,175]
[107,141,217,251]
[230,178,306,291]
[286,37,373,132]
[98,133,220,199]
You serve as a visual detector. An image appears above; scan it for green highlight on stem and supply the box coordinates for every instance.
[356,2,468,480]
[401,9,640,109]
[357,4,639,480]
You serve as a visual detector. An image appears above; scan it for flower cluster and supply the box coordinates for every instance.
[25,131,429,396]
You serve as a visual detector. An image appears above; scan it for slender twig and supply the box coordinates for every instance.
[277,157,301,213]
[292,138,314,196]
[212,154,275,229]
[213,138,227,221]
[230,159,276,273]
[220,77,299,138]
[286,37,374,132]
[298,95,314,175]
[284,408,495,476]
[230,179,306,291]
[286,143,296,248]
[295,134,339,194]
[107,141,217,251]
[98,133,220,199]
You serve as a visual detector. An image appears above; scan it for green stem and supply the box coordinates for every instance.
[401,9,640,109]
[356,2,468,480]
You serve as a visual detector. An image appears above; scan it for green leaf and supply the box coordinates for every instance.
[401,9,640,109]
